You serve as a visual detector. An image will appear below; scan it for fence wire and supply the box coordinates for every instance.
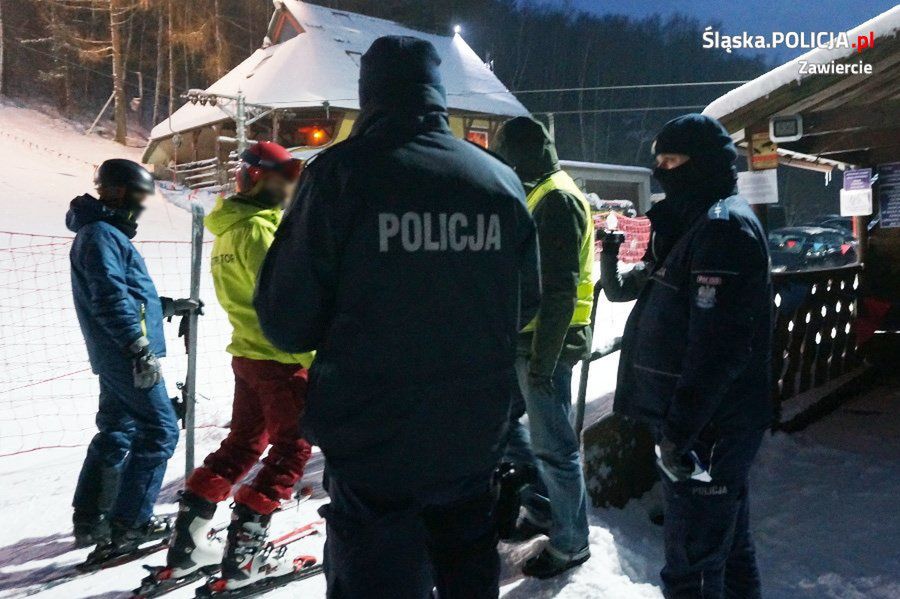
[0,231,233,457]
[0,215,651,457]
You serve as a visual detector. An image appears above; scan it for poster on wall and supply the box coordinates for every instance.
[877,162,900,228]
[840,168,872,217]
[737,169,779,204]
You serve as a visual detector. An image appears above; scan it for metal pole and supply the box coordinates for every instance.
[547,112,556,142]
[574,282,603,437]
[184,201,205,478]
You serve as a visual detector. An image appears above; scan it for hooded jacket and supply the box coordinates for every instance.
[492,116,593,376]
[205,196,314,367]
[66,194,166,372]
[611,114,774,450]
[255,36,540,490]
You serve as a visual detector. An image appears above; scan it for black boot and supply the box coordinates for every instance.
[73,511,110,548]
[166,492,222,576]
[84,514,173,565]
[522,545,590,579]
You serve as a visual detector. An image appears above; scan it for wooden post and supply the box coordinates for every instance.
[272,110,280,144]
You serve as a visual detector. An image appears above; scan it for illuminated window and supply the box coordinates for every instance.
[466,128,489,148]
[277,119,337,149]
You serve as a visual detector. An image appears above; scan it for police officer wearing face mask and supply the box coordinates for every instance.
[602,114,774,599]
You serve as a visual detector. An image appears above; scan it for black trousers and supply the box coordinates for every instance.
[320,471,500,599]
[659,430,765,599]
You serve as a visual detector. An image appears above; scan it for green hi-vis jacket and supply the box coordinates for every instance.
[521,169,595,332]
[205,196,314,367]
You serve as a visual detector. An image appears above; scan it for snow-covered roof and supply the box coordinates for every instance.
[704,6,900,123]
[149,0,527,141]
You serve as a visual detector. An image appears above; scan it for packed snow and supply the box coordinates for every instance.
[1,103,898,599]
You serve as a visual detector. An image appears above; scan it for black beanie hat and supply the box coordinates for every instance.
[359,36,443,108]
[492,116,560,185]
[653,113,737,168]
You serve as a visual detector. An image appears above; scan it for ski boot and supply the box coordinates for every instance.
[167,492,223,576]
[214,504,292,592]
[83,514,173,568]
[73,511,111,548]
[134,494,224,597]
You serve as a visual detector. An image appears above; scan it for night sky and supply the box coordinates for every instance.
[537,0,898,60]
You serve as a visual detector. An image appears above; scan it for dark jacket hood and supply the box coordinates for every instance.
[647,114,738,257]
[352,35,449,139]
[491,116,560,189]
[66,194,137,239]
[653,113,738,200]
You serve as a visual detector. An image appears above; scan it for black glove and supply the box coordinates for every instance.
[601,230,626,254]
[128,336,162,389]
[160,297,204,320]
[657,436,694,482]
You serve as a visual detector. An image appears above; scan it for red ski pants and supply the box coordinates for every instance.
[186,357,312,515]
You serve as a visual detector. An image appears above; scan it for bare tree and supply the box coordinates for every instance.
[152,7,163,123]
[109,0,127,142]
[167,0,174,114]
[0,0,5,96]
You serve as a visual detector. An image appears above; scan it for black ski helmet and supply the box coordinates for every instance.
[95,159,155,195]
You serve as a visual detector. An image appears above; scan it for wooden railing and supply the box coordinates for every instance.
[771,264,863,420]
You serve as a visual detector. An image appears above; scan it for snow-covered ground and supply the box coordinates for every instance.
[1,104,898,599]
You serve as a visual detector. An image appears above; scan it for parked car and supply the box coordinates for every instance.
[803,213,879,233]
[768,226,859,272]
[803,214,853,232]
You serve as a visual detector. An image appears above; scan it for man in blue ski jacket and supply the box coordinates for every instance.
[66,159,199,561]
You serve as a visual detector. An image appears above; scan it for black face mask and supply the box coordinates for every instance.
[652,162,705,198]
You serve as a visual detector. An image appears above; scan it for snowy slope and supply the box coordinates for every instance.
[0,103,191,240]
[2,104,898,599]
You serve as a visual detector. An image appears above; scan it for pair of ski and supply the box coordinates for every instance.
[22,489,316,597]
[134,519,324,598]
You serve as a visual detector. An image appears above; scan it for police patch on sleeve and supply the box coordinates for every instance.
[695,274,722,309]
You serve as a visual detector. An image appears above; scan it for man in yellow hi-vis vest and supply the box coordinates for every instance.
[492,116,594,579]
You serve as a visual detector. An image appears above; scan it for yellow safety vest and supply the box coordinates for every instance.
[522,170,595,332]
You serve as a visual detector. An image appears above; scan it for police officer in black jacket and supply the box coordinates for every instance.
[603,114,773,599]
[255,36,540,599]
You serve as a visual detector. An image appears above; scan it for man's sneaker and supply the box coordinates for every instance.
[506,514,551,543]
[73,511,110,548]
[522,545,590,579]
[166,492,223,577]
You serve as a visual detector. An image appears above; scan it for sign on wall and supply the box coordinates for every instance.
[878,162,900,228]
[738,169,779,204]
[840,168,872,217]
[749,132,779,170]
